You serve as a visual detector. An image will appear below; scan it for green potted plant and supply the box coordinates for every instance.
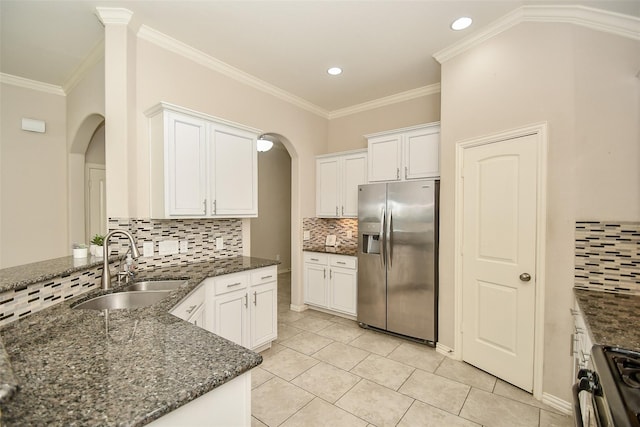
[90,234,105,258]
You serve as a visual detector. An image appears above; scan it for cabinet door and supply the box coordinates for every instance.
[329,267,357,316]
[166,112,207,216]
[404,127,440,179]
[250,282,277,349]
[214,291,248,347]
[304,263,328,307]
[209,125,257,216]
[316,157,340,217]
[368,135,401,182]
[188,304,206,329]
[341,154,367,217]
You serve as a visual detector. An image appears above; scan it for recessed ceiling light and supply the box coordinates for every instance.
[451,16,473,31]
[327,67,342,76]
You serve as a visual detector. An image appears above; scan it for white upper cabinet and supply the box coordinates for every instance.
[366,122,440,182]
[209,124,257,216]
[316,150,367,218]
[147,103,259,218]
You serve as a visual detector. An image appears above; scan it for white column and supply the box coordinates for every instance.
[95,8,133,220]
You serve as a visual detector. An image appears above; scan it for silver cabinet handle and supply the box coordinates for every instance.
[227,282,242,288]
[341,206,344,216]
[253,291,257,306]
[203,199,207,214]
[213,200,217,214]
[405,166,408,179]
[323,268,326,279]
[396,168,400,179]
[570,309,579,316]
[336,206,338,216]
[186,304,197,314]
[244,293,248,308]
[330,269,333,279]
[261,275,273,280]
[519,273,531,282]
[336,261,346,265]
[310,258,319,262]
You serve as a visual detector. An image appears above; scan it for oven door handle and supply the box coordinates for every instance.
[572,383,585,427]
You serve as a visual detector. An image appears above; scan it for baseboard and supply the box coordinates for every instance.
[542,392,572,415]
[289,303,308,312]
[436,342,459,359]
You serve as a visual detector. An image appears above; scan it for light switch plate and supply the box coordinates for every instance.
[303,230,310,241]
[159,240,179,255]
[143,241,154,257]
[179,240,188,253]
[216,237,224,250]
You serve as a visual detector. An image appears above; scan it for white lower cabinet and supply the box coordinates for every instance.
[148,371,251,427]
[210,266,278,350]
[171,266,278,351]
[303,252,357,317]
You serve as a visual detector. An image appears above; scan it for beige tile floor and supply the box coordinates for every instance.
[252,272,573,427]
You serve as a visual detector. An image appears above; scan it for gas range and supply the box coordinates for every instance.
[574,345,640,427]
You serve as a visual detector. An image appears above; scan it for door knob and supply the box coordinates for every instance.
[520,273,531,282]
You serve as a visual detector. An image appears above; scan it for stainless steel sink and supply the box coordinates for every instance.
[122,279,186,292]
[72,291,169,311]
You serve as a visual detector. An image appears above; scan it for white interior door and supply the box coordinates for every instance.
[461,134,538,392]
[86,165,106,242]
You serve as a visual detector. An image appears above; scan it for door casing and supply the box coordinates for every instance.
[453,122,548,399]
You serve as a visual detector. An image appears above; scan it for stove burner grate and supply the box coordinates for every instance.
[613,355,640,389]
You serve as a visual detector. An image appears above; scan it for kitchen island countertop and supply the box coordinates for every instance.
[303,246,358,257]
[574,288,640,353]
[0,256,277,426]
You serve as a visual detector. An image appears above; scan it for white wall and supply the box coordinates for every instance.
[251,143,292,271]
[327,94,441,153]
[439,22,640,401]
[0,83,68,267]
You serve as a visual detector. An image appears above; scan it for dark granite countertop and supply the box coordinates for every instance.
[0,256,278,426]
[574,288,640,353]
[0,255,117,292]
[303,246,358,257]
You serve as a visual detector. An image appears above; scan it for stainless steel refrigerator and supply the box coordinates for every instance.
[357,179,439,343]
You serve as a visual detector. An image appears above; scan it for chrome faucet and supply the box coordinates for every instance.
[101,230,141,290]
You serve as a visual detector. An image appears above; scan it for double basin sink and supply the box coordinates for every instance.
[72,280,187,311]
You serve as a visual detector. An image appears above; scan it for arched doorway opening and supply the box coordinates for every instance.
[67,113,105,247]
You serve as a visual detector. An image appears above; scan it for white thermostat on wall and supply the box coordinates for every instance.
[21,118,46,133]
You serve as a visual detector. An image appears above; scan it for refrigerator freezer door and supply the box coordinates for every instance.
[386,180,438,341]
[357,183,387,330]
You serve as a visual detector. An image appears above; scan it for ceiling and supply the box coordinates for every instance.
[1,0,639,113]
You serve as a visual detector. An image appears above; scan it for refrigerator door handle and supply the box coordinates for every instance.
[387,209,393,268]
[379,208,386,268]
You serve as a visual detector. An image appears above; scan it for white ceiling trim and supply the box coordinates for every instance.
[137,24,331,119]
[63,39,105,95]
[95,7,133,26]
[328,83,441,119]
[434,5,640,64]
[0,73,65,96]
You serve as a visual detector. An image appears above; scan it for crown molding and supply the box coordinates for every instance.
[63,39,105,94]
[0,73,65,96]
[328,83,441,119]
[95,7,133,26]
[137,24,330,119]
[434,5,640,64]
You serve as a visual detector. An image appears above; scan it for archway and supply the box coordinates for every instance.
[67,113,105,247]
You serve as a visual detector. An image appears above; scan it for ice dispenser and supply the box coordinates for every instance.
[362,233,381,254]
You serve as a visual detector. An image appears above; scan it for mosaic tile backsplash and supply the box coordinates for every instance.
[0,218,243,327]
[108,217,243,269]
[575,221,640,295]
[302,217,358,251]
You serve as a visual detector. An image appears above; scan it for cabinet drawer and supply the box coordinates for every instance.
[214,272,249,295]
[304,252,329,265]
[172,285,205,320]
[330,255,357,270]
[251,266,277,286]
